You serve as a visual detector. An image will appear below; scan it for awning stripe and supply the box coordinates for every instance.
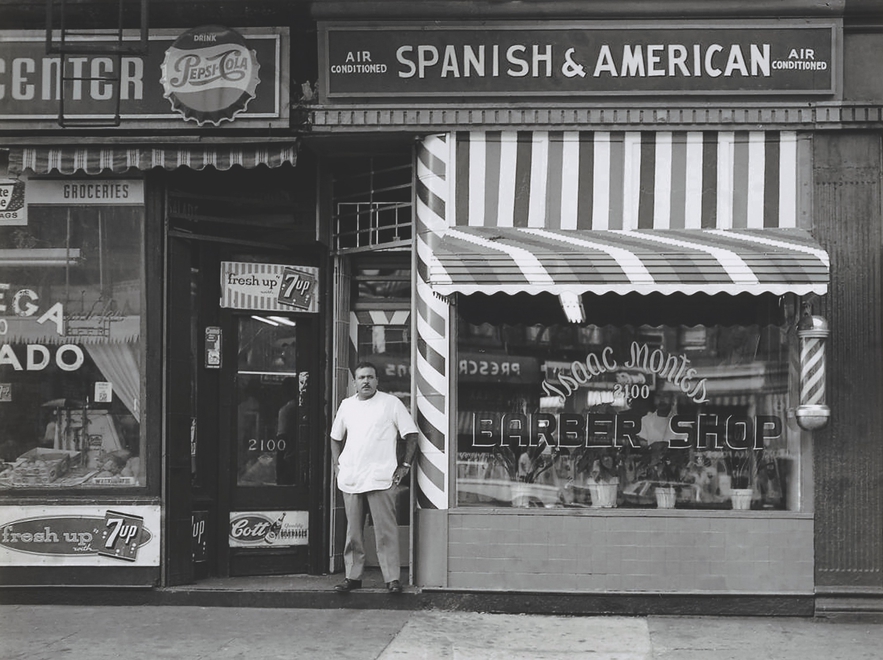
[619,231,759,285]
[442,227,554,287]
[523,228,655,285]
[8,143,298,175]
[455,131,798,230]
[705,228,830,268]
[429,227,829,297]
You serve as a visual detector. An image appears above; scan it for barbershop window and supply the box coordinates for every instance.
[0,201,144,489]
[455,292,802,512]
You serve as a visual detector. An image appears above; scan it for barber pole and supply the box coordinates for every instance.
[796,312,830,430]
[414,135,451,509]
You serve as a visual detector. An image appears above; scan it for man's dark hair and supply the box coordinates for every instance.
[354,361,378,376]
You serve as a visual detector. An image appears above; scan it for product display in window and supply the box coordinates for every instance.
[455,293,801,511]
[0,204,144,488]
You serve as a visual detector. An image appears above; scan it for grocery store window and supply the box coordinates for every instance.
[0,193,144,489]
[455,292,802,512]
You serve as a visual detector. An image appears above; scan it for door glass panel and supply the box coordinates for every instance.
[236,315,300,487]
[357,323,410,410]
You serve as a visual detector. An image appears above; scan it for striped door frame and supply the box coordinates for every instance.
[413,129,805,511]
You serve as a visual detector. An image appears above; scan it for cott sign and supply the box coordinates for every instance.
[161,25,261,125]
[228,511,309,548]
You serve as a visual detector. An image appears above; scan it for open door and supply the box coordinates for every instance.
[222,311,317,576]
[329,256,413,576]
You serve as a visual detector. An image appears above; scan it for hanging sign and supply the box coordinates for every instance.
[220,261,319,313]
[161,25,261,126]
[321,20,837,99]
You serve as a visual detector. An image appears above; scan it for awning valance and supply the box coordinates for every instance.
[8,143,298,175]
[429,227,829,297]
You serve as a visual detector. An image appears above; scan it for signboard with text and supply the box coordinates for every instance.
[0,28,288,127]
[0,505,160,566]
[1,176,144,226]
[228,510,308,548]
[28,178,144,205]
[321,21,837,99]
[220,261,319,313]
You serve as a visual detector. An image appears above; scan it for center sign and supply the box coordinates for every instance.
[0,27,288,128]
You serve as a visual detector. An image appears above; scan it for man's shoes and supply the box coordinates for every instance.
[387,579,402,594]
[334,578,362,593]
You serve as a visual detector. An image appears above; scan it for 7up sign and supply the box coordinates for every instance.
[277,266,317,311]
[220,261,319,313]
[97,510,144,562]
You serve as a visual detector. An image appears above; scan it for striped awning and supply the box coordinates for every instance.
[7,143,298,175]
[454,131,798,230]
[429,227,829,297]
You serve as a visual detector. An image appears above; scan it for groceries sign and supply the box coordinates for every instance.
[0,27,288,126]
[320,20,837,99]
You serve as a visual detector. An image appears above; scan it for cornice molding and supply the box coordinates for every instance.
[310,0,849,20]
[309,103,883,131]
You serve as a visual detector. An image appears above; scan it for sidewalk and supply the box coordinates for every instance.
[2,604,882,660]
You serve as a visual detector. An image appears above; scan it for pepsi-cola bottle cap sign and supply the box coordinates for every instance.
[160,25,261,126]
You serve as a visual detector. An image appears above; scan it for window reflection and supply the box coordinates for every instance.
[353,266,411,304]
[236,316,305,487]
[0,205,143,489]
[456,311,798,511]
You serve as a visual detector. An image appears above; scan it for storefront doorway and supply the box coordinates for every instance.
[166,235,324,584]
[222,310,318,576]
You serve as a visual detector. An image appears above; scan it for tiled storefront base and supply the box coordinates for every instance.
[429,509,813,594]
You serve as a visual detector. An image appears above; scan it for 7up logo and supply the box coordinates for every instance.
[277,266,317,311]
[97,510,144,562]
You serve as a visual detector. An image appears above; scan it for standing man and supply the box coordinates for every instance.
[330,361,418,594]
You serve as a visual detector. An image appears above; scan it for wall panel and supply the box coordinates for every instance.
[813,132,883,589]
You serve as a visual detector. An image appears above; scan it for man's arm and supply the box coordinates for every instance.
[392,432,418,486]
[330,436,344,478]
